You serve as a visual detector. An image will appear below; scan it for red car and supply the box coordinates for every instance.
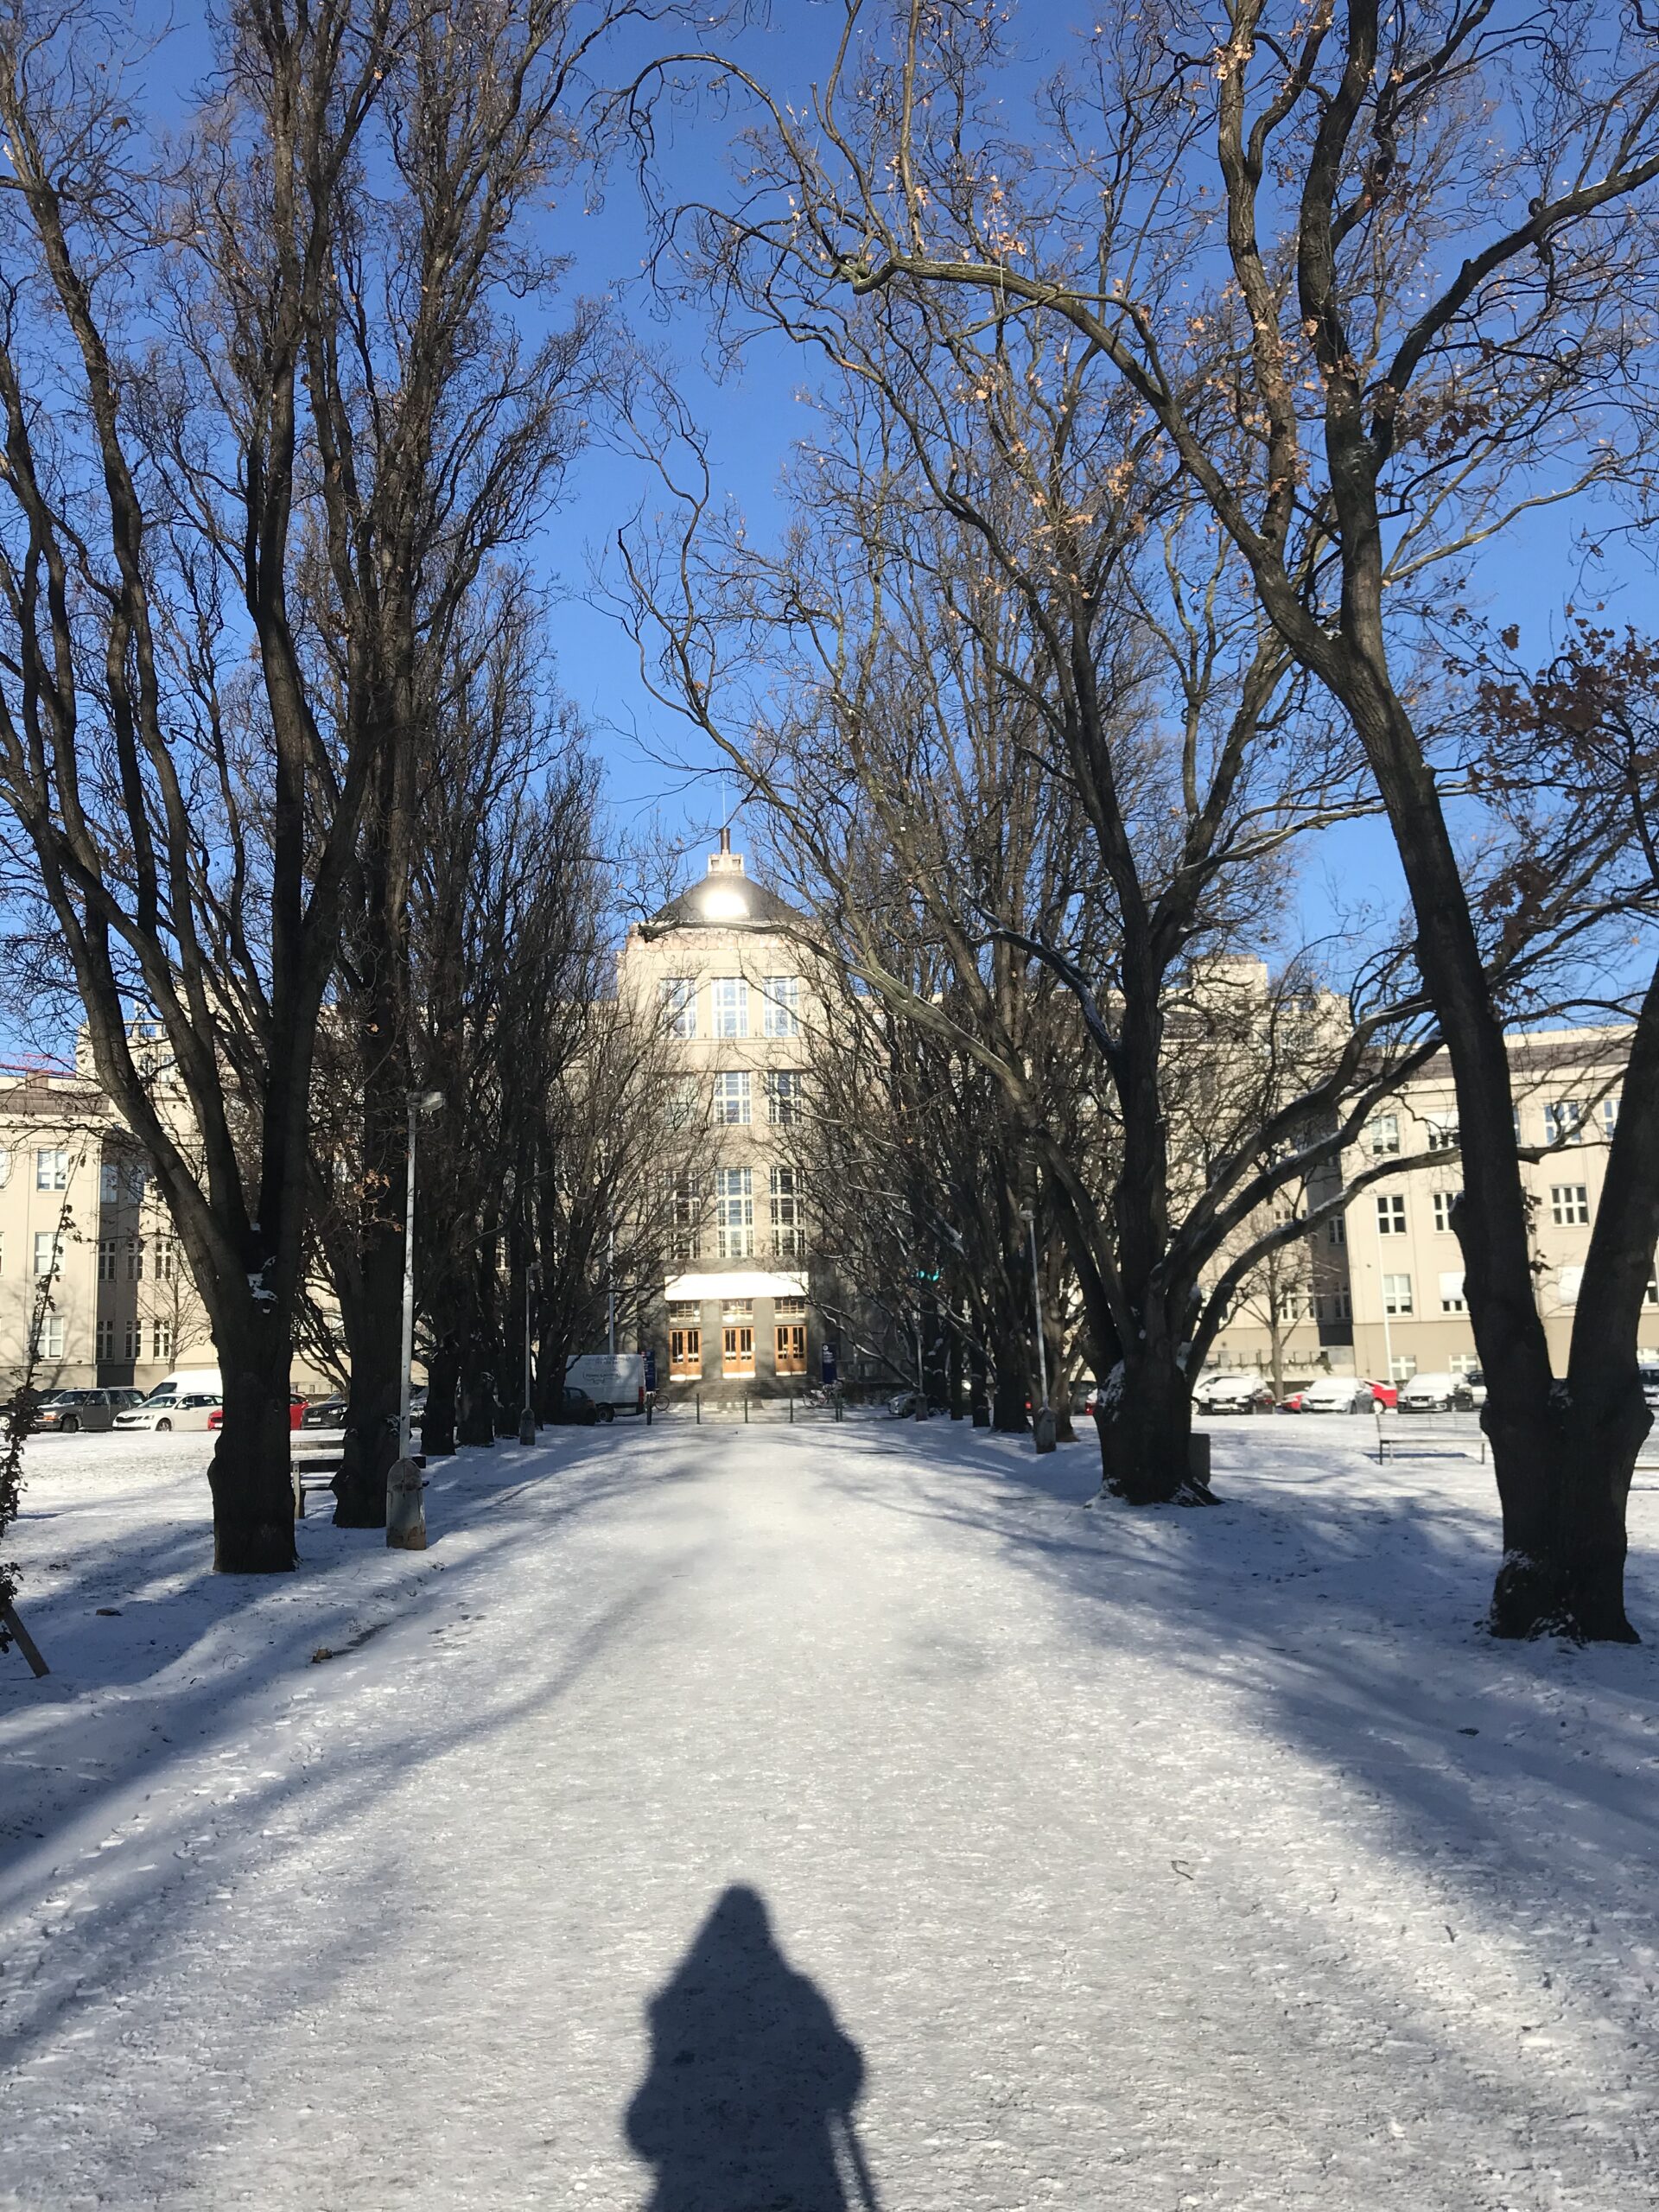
[207,1394,308,1433]
[1368,1379,1399,1410]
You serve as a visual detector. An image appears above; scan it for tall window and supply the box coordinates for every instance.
[769,1166,803,1257]
[33,1231,61,1277]
[1551,1184,1591,1226]
[1602,1095,1620,1138]
[38,1311,65,1359]
[151,1319,174,1360]
[35,1147,68,1190]
[1440,1271,1466,1313]
[666,1076,701,1130]
[101,1162,120,1205]
[1325,1215,1346,1247]
[1382,1273,1413,1315]
[155,1236,175,1283]
[713,1071,752,1126]
[659,977,696,1039]
[96,1318,114,1362]
[711,977,748,1039]
[124,1163,146,1202]
[127,1237,145,1281]
[670,1178,702,1263]
[766,1070,803,1126]
[124,1322,140,1361]
[1425,1113,1459,1152]
[1367,1115,1400,1156]
[99,1236,117,1281]
[1431,1190,1461,1235]
[715,1167,754,1258]
[1544,1100,1583,1146]
[1376,1193,1406,1236]
[761,977,801,1038]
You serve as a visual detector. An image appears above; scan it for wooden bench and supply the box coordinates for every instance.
[292,1431,427,1517]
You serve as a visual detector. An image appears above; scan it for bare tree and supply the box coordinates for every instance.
[659,0,1659,1627]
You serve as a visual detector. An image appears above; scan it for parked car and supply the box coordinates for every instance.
[115,1393,223,1433]
[1368,1379,1399,1411]
[553,1384,607,1427]
[1398,1372,1466,1412]
[301,1395,347,1430]
[1459,1368,1487,1408]
[1640,1363,1659,1408]
[1192,1372,1275,1414]
[33,1388,131,1433]
[207,1394,308,1433]
[1279,1376,1375,1415]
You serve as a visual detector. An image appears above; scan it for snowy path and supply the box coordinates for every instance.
[3,1416,1658,2210]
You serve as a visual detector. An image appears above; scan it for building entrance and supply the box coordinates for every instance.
[670,1326,702,1380]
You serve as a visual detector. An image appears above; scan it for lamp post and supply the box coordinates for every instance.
[1021,1207,1056,1454]
[518,1255,537,1447]
[387,1089,443,1551]
[607,1224,616,1357]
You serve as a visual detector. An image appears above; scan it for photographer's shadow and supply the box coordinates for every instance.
[626,1885,880,2211]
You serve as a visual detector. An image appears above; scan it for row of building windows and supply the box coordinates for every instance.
[1373,1267,1657,1316]
[1375,1185,1591,1236]
[0,1147,149,1197]
[671,1167,804,1262]
[6,1311,175,1361]
[1366,1097,1619,1156]
[706,1071,802,1127]
[660,975,802,1040]
[0,1232,176,1279]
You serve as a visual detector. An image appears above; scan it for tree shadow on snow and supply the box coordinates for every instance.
[626,1885,880,2212]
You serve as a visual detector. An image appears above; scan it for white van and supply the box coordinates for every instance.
[565,1353,646,1415]
[143,1366,223,1405]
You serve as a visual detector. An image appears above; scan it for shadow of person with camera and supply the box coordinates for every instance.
[626,1884,880,2211]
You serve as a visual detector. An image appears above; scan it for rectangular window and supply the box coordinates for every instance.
[96,1318,114,1362]
[38,1311,65,1359]
[1544,1100,1583,1147]
[1367,1115,1400,1156]
[127,1237,144,1281]
[1376,1193,1406,1236]
[769,1166,803,1257]
[665,1076,701,1130]
[33,1231,61,1277]
[155,1236,175,1283]
[1321,1288,1352,1322]
[1602,1095,1620,1139]
[775,1321,807,1374]
[35,1147,68,1190]
[710,977,749,1039]
[761,976,801,1038]
[1449,1354,1480,1377]
[150,1319,174,1361]
[713,1071,752,1126]
[1389,1354,1417,1382]
[1425,1113,1459,1152]
[766,1070,803,1126]
[1559,1265,1583,1306]
[1326,1215,1346,1248]
[124,1163,146,1203]
[715,1166,754,1259]
[1382,1272,1413,1316]
[775,1294,807,1319]
[1440,1270,1466,1313]
[100,1162,120,1205]
[123,1322,140,1361]
[99,1236,117,1281]
[671,1179,702,1264]
[1432,1190,1461,1235]
[1550,1184,1591,1226]
[659,977,697,1039]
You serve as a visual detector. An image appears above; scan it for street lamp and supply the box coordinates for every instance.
[518,1255,538,1447]
[387,1088,443,1552]
[1020,1207,1057,1454]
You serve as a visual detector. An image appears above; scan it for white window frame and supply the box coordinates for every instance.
[715,1166,754,1259]
[1550,1184,1591,1227]
[35,1147,68,1191]
[1431,1190,1461,1235]
[1376,1192,1407,1236]
[1382,1272,1414,1316]
[151,1318,174,1361]
[99,1236,117,1281]
[761,976,801,1038]
[1544,1100,1584,1147]
[710,977,749,1039]
[33,1230,61,1278]
[1367,1114,1401,1157]
[38,1310,65,1359]
[766,1070,803,1126]
[659,976,697,1039]
[713,1071,752,1127]
[1439,1270,1466,1313]
[96,1317,114,1362]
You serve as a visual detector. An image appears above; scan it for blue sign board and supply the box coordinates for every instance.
[820,1343,838,1387]
[644,1349,657,1393]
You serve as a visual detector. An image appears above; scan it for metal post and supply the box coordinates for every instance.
[387,1094,429,1550]
[744,1391,749,1424]
[518,1257,536,1446]
[607,1226,615,1356]
[914,1316,925,1421]
[1025,1209,1056,1453]
[696,1391,701,1425]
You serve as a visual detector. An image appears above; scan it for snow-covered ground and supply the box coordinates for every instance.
[2,1413,1656,2210]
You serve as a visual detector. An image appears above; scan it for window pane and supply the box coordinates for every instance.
[762,977,801,1038]
[711,978,748,1039]
[659,977,696,1039]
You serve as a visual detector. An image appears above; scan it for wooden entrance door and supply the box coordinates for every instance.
[670,1327,702,1379]
[774,1324,806,1375]
[722,1325,755,1376]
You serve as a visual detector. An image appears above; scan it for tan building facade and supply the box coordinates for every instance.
[1205,1025,1648,1385]
[620,837,826,1395]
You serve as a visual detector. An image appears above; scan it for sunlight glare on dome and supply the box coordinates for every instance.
[701,886,750,921]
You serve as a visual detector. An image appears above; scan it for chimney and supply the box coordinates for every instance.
[708,826,746,877]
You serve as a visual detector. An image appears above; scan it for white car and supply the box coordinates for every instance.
[1398,1372,1468,1413]
[1291,1376,1376,1415]
[1192,1372,1275,1414]
[114,1392,224,1433]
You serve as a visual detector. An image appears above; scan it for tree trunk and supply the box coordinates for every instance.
[1095,1344,1210,1506]
[333,1205,404,1526]
[209,1322,299,1572]
[422,1334,460,1458]
[969,1340,990,1428]
[990,1316,1028,1432]
[945,1331,963,1419]
[458,1349,496,1446]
